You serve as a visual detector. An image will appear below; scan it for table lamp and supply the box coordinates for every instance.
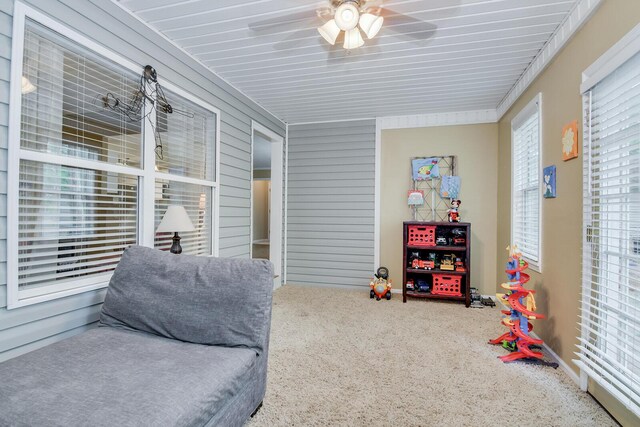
[156,205,195,254]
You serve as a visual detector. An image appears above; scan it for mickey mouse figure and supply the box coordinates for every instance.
[448,199,461,223]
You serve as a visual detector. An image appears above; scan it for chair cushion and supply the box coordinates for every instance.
[99,245,273,350]
[0,327,258,427]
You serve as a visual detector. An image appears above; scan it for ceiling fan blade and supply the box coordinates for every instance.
[361,0,385,7]
[273,27,319,51]
[248,8,331,35]
[376,7,438,41]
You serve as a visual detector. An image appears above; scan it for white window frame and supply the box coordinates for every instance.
[7,2,220,308]
[510,93,543,272]
[576,23,640,414]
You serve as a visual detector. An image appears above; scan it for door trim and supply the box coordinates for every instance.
[251,121,284,289]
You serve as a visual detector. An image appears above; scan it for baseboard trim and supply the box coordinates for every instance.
[530,331,581,386]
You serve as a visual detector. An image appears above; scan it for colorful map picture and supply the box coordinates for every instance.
[412,158,440,180]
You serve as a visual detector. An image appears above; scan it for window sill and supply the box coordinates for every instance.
[8,275,112,309]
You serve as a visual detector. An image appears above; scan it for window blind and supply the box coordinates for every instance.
[512,103,541,266]
[22,19,142,167]
[15,19,142,297]
[154,89,216,256]
[578,50,640,417]
[156,88,216,180]
[18,161,138,291]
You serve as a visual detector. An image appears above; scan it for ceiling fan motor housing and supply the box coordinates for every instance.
[334,2,360,31]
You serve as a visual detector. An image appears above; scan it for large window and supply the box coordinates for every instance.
[7,7,219,308]
[578,27,640,417]
[511,94,542,271]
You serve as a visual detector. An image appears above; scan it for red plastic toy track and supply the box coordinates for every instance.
[490,255,547,363]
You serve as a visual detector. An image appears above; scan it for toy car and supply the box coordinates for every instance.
[436,236,448,246]
[454,258,466,272]
[406,279,415,291]
[451,229,466,245]
[411,257,434,270]
[416,280,430,293]
[470,287,483,308]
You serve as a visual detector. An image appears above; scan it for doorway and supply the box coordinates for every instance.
[251,122,283,289]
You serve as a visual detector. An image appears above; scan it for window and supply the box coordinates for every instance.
[511,94,542,271]
[577,27,640,417]
[7,6,219,308]
[153,88,216,256]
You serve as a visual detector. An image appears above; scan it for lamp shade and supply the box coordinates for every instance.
[21,76,36,94]
[359,13,383,39]
[334,2,360,31]
[156,205,195,233]
[343,27,364,50]
[318,19,341,45]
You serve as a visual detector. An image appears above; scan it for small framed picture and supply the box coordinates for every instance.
[562,120,578,161]
[543,165,557,198]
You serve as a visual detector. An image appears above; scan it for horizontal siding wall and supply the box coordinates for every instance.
[0,0,284,362]
[287,120,376,288]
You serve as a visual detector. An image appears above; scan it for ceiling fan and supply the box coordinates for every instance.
[318,0,384,50]
[249,0,439,52]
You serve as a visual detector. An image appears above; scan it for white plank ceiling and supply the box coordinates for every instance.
[116,0,579,124]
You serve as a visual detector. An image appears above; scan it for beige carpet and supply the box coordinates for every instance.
[248,285,615,427]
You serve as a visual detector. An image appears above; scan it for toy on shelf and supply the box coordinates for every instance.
[416,280,430,293]
[427,253,438,269]
[451,228,466,245]
[489,246,547,363]
[406,279,415,291]
[448,199,461,223]
[454,257,466,272]
[370,267,392,301]
[410,251,435,270]
[411,258,422,269]
[440,254,455,271]
[436,230,449,246]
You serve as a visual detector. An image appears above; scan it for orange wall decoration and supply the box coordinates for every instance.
[561,120,578,161]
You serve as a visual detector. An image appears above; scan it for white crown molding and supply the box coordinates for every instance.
[581,22,640,93]
[496,0,603,119]
[378,109,498,130]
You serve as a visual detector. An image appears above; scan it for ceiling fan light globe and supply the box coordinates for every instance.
[343,27,364,50]
[318,19,341,45]
[359,13,384,39]
[334,3,360,31]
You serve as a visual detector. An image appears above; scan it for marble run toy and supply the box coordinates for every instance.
[489,246,546,363]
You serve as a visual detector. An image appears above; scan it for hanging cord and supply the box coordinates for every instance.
[98,65,195,160]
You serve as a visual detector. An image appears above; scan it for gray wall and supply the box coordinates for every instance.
[0,0,285,362]
[286,120,376,288]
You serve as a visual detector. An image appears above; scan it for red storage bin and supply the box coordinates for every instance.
[407,225,436,247]
[432,274,462,296]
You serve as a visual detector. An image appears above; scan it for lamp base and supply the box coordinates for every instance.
[170,232,182,254]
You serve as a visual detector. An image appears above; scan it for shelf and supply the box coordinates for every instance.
[405,291,465,301]
[403,222,471,307]
[406,245,466,251]
[406,268,466,275]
